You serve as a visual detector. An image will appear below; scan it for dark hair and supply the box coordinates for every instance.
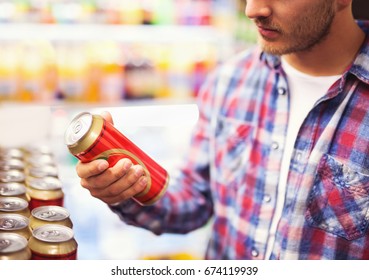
[352,0,369,19]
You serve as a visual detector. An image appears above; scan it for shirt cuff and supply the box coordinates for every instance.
[108,198,141,212]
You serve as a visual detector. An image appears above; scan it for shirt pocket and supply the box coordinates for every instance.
[213,116,254,186]
[305,154,369,240]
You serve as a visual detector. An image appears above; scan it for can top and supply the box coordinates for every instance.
[27,165,58,178]
[31,206,69,222]
[0,182,27,196]
[0,148,24,159]
[0,232,28,253]
[26,176,62,191]
[23,144,53,155]
[32,225,74,243]
[0,170,25,183]
[0,214,29,230]
[0,158,25,171]
[0,197,29,212]
[64,112,104,155]
[64,112,93,146]
[26,154,55,168]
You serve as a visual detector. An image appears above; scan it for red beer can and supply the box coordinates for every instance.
[64,112,169,206]
[28,224,77,260]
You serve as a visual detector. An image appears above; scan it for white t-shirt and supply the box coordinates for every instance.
[265,58,341,259]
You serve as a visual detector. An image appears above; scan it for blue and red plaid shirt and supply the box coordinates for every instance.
[111,21,369,259]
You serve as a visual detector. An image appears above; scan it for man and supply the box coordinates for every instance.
[75,0,369,259]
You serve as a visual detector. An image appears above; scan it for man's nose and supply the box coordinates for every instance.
[245,0,272,19]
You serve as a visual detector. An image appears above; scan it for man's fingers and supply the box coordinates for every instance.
[87,164,145,194]
[101,111,113,125]
[76,159,109,178]
[97,177,148,205]
[79,158,134,190]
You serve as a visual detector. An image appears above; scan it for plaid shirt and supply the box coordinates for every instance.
[111,21,369,260]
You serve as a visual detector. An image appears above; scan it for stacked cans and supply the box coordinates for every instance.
[0,145,77,260]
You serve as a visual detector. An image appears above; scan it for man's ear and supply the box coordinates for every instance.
[336,0,352,9]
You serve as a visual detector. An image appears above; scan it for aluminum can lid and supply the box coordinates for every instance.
[32,224,74,243]
[27,165,58,178]
[0,148,24,159]
[0,214,29,230]
[0,170,25,183]
[0,182,27,196]
[27,176,62,190]
[0,197,28,212]
[0,232,28,253]
[0,159,25,171]
[31,206,69,222]
[64,112,93,146]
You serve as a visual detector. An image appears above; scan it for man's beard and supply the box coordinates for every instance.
[255,2,335,55]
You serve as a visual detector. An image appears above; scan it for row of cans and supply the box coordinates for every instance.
[0,145,64,211]
[0,206,77,260]
[0,145,77,260]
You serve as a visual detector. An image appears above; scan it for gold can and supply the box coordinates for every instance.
[30,205,73,230]
[0,213,32,239]
[0,182,30,202]
[0,197,30,217]
[0,170,26,183]
[25,176,64,210]
[28,224,78,260]
[0,232,31,260]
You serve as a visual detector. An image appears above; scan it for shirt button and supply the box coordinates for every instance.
[271,142,279,150]
[251,249,259,257]
[295,152,302,161]
[278,87,286,95]
[263,194,272,203]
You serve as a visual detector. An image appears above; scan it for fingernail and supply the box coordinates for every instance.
[98,161,109,171]
[134,165,144,176]
[140,176,147,186]
[123,159,132,170]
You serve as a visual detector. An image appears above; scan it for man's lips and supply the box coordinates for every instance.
[256,25,280,39]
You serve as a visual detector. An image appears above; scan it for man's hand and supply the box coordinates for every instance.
[75,112,148,205]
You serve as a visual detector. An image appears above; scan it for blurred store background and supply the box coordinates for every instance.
[1,0,366,260]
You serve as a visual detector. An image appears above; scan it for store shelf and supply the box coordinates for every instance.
[0,23,233,44]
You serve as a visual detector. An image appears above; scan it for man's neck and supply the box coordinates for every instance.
[282,10,365,77]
